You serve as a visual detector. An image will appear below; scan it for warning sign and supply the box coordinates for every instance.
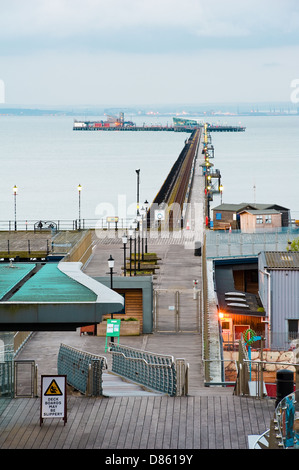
[40,375,67,426]
[44,379,63,396]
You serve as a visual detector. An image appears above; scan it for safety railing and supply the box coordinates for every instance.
[0,362,14,398]
[253,390,299,449]
[206,228,298,259]
[109,342,183,396]
[57,344,107,396]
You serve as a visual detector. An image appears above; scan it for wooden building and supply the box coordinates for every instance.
[93,276,153,335]
[239,209,282,232]
[212,203,290,231]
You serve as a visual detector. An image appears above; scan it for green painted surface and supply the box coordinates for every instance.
[0,264,35,300]
[10,263,97,302]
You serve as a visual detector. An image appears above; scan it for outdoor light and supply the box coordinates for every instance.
[13,185,18,231]
[108,254,114,270]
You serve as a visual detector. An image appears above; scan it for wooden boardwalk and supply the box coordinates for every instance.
[0,394,274,450]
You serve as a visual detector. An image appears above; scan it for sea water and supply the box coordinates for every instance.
[0,113,298,224]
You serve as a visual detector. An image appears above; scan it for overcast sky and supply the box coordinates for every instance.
[1,0,299,106]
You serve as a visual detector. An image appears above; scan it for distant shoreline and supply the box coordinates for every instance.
[0,108,298,117]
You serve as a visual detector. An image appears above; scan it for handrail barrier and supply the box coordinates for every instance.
[253,389,299,449]
[109,342,188,396]
[57,343,107,396]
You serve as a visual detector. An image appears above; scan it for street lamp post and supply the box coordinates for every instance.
[122,233,128,277]
[135,169,140,218]
[136,213,141,270]
[77,184,82,230]
[132,219,137,275]
[13,185,18,231]
[144,199,149,254]
[219,184,223,204]
[128,226,133,276]
[108,254,115,342]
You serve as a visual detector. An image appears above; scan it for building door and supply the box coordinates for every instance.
[234,324,250,342]
[154,288,200,333]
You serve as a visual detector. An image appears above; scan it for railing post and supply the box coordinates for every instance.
[175,358,188,396]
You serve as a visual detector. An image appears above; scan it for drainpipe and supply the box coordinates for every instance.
[260,269,271,349]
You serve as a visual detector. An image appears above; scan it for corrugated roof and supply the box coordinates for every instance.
[264,251,299,269]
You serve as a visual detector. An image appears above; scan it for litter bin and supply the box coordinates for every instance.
[194,241,201,256]
[275,369,294,407]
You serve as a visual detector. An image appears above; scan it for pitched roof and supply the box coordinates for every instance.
[212,202,289,212]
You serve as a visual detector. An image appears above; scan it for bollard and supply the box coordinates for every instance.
[275,369,294,407]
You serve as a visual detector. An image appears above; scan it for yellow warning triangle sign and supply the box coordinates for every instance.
[44,379,63,396]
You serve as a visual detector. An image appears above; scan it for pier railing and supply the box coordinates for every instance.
[109,342,187,396]
[206,228,299,258]
[57,344,108,397]
[0,218,133,232]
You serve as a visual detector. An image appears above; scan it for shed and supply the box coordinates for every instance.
[239,209,282,232]
[212,203,290,230]
[258,251,299,349]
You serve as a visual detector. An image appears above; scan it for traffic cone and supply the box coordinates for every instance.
[186,221,190,230]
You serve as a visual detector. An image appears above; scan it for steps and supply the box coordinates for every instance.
[102,372,165,397]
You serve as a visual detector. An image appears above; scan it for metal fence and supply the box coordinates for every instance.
[109,342,183,396]
[57,343,107,396]
[0,362,14,398]
[206,228,299,258]
[0,218,133,232]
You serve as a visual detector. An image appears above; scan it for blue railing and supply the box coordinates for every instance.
[109,343,177,396]
[57,344,107,396]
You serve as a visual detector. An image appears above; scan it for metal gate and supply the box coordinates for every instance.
[154,288,201,333]
[14,360,38,398]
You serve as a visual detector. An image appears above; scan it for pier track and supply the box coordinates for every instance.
[148,129,201,231]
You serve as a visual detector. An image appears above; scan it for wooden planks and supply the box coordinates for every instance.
[0,395,275,449]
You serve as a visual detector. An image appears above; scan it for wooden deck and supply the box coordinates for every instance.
[0,394,274,450]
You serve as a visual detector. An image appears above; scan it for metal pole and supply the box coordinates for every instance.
[136,169,140,217]
[129,236,132,276]
[134,233,137,275]
[110,264,114,343]
[78,184,82,230]
[13,185,17,231]
[123,241,126,277]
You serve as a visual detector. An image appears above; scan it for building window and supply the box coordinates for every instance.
[288,319,299,340]
[256,215,263,224]
[265,215,272,224]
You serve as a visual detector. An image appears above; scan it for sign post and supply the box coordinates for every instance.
[40,375,67,426]
[105,319,121,351]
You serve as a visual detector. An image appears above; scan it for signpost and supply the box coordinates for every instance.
[40,375,67,426]
[105,319,121,351]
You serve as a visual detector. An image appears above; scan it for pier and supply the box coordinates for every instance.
[73,119,245,133]
[0,124,283,451]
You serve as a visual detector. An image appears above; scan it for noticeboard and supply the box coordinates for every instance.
[106,319,121,337]
[40,375,67,426]
[105,319,121,351]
